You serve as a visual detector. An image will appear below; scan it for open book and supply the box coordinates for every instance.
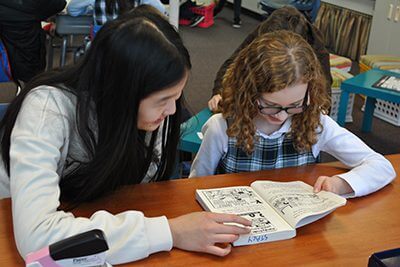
[196,180,346,246]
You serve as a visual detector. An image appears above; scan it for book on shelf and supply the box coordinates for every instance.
[372,75,400,92]
[196,180,346,246]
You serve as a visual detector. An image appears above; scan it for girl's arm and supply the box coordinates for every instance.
[10,88,172,264]
[314,115,396,197]
[66,0,94,16]
[189,114,228,177]
[10,88,249,263]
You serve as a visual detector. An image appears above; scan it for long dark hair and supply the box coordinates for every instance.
[0,6,191,204]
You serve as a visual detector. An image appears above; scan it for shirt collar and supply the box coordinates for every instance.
[256,117,292,139]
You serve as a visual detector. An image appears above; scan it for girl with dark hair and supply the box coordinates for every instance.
[0,7,250,264]
[67,0,167,24]
[190,30,395,198]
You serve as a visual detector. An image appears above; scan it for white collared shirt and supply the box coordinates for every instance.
[189,113,396,198]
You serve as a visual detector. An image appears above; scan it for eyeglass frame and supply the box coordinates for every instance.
[257,89,309,115]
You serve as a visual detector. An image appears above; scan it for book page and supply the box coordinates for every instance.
[372,75,400,92]
[251,181,346,229]
[196,186,295,246]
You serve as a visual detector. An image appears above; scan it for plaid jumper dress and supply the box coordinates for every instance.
[217,133,318,174]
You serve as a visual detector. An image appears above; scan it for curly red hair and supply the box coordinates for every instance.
[221,30,330,154]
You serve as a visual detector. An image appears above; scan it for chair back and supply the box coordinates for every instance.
[0,39,12,83]
[0,103,9,122]
[55,14,93,35]
[90,24,102,40]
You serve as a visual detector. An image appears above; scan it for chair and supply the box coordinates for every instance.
[0,39,12,83]
[0,103,9,121]
[47,14,92,68]
[259,0,321,22]
[179,108,212,153]
[0,40,13,121]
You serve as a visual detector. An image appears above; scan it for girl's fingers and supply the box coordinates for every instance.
[212,213,252,226]
[214,223,251,235]
[314,176,328,193]
[206,243,232,257]
[321,181,334,192]
[208,100,214,110]
[213,234,240,243]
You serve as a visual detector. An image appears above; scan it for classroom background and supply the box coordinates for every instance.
[0,1,399,162]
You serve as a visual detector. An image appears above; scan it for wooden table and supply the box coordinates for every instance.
[1,155,399,266]
[337,69,400,132]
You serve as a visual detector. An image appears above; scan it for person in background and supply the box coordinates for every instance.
[0,6,251,265]
[213,0,242,28]
[0,0,67,83]
[208,6,332,112]
[190,30,396,198]
[67,0,167,23]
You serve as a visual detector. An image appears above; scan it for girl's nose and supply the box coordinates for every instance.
[164,100,176,116]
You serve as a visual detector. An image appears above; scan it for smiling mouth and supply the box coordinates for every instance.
[153,117,164,124]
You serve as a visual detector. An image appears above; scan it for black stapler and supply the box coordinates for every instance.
[25,229,110,267]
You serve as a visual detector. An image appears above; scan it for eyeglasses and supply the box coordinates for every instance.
[257,89,309,115]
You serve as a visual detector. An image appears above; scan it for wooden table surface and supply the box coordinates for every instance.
[1,155,399,266]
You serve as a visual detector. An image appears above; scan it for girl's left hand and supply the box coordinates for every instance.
[313,175,354,195]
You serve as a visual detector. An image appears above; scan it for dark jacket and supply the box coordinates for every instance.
[212,8,332,97]
[0,0,66,22]
[0,0,66,82]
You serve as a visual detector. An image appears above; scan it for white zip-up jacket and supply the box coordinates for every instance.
[0,86,172,264]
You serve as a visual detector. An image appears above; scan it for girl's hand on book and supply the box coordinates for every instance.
[313,175,354,195]
[169,211,251,256]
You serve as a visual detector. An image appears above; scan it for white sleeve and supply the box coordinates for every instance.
[67,0,94,16]
[189,114,228,178]
[314,115,396,197]
[10,89,172,264]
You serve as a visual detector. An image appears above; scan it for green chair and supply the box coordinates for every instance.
[179,108,212,153]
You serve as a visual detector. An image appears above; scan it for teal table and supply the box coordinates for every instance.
[179,108,212,153]
[337,69,400,132]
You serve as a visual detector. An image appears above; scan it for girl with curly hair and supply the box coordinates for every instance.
[208,6,332,112]
[190,30,395,198]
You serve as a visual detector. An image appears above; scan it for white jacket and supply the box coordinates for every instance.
[0,86,172,264]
